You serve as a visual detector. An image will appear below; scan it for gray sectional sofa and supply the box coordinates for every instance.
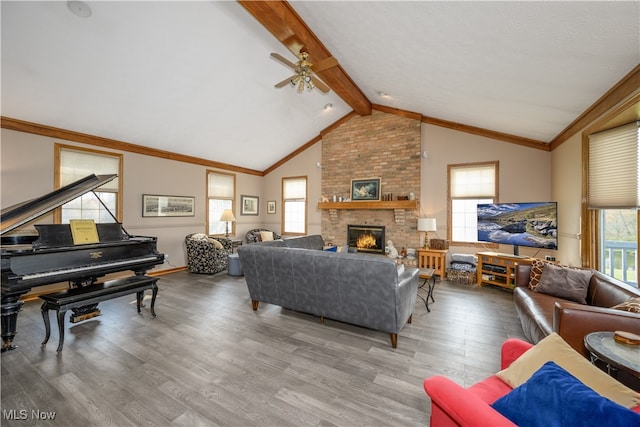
[237,235,420,348]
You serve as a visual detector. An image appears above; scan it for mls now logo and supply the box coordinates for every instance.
[3,409,56,420]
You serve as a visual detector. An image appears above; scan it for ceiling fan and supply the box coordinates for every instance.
[271,49,337,93]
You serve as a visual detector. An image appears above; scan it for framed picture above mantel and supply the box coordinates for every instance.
[351,178,381,201]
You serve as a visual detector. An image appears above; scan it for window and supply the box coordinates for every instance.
[282,176,307,235]
[207,171,235,236]
[586,122,638,286]
[448,162,498,244]
[55,144,122,223]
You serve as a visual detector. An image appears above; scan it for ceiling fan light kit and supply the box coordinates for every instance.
[271,50,335,93]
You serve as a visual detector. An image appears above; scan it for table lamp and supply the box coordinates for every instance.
[417,217,437,249]
[219,209,236,238]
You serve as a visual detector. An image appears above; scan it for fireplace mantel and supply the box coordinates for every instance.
[318,200,417,224]
[317,201,417,210]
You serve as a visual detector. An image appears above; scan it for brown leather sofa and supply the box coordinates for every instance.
[514,264,640,357]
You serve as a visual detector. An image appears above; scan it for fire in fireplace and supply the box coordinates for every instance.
[347,224,385,255]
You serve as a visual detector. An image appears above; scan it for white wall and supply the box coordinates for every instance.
[550,134,582,266]
[420,124,555,260]
[6,106,624,274]
[0,128,262,271]
[261,143,323,236]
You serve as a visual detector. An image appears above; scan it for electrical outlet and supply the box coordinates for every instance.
[164,254,169,262]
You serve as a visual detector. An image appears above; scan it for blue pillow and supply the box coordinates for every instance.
[491,361,640,427]
[323,246,337,252]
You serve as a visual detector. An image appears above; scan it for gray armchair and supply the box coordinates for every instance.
[185,233,232,274]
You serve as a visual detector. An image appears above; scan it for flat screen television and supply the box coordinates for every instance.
[477,202,558,256]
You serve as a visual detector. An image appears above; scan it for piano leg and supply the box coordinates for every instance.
[41,302,51,346]
[1,294,24,352]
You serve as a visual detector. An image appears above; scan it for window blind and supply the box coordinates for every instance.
[450,164,496,198]
[60,149,119,190]
[208,172,234,199]
[588,122,639,208]
[284,177,307,200]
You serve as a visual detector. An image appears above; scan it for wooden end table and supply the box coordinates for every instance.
[417,249,447,279]
[418,268,436,312]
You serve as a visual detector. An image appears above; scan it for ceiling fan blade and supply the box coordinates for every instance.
[312,56,338,73]
[275,76,295,88]
[311,76,330,93]
[270,52,297,70]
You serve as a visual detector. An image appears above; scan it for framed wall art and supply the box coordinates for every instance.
[267,200,276,214]
[142,194,195,217]
[351,178,381,201]
[241,195,259,215]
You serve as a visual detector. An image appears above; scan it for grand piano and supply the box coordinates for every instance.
[1,174,165,351]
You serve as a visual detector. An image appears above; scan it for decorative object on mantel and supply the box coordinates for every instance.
[387,240,399,258]
[417,217,437,248]
[219,209,236,238]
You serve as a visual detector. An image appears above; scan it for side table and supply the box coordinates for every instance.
[417,248,447,279]
[418,268,436,312]
[584,331,640,391]
[231,239,243,253]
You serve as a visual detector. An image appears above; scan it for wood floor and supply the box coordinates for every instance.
[1,271,526,426]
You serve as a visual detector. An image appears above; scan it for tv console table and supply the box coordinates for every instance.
[477,252,534,289]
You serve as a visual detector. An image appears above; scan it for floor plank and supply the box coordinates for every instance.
[1,271,526,426]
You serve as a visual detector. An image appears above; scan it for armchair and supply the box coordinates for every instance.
[185,233,232,274]
[245,228,281,244]
[423,339,529,427]
[423,336,640,426]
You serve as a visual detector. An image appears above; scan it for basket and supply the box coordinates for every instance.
[429,239,449,250]
[446,268,477,284]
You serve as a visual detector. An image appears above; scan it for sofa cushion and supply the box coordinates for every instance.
[611,296,640,313]
[528,259,546,290]
[496,332,640,408]
[259,231,274,242]
[534,263,592,304]
[492,361,640,427]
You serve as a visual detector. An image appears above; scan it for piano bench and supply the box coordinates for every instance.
[39,275,158,352]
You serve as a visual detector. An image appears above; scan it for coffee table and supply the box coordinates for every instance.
[418,268,436,312]
[584,331,640,388]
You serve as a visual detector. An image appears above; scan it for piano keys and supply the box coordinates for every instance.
[1,174,165,351]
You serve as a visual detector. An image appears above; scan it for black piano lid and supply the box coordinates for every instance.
[0,174,118,236]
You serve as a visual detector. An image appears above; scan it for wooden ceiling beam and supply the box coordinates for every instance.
[238,0,371,116]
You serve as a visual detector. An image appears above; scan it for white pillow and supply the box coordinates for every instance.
[496,332,640,408]
[259,231,274,241]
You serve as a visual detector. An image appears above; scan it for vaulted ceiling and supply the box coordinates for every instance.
[2,1,639,174]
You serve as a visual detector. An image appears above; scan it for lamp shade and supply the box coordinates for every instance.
[417,217,437,232]
[219,209,236,222]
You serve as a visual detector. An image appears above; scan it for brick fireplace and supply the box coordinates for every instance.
[320,110,422,249]
[348,224,385,254]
